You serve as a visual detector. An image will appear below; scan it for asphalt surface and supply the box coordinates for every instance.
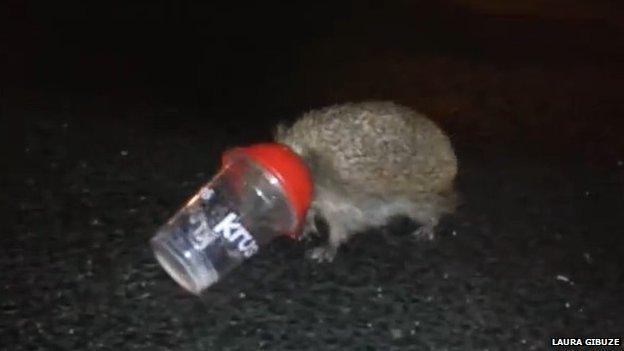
[2,101,623,350]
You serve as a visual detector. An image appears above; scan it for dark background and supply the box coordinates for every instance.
[3,1,624,350]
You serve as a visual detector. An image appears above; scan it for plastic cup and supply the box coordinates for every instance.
[150,143,312,295]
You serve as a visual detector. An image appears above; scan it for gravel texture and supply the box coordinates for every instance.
[2,105,623,350]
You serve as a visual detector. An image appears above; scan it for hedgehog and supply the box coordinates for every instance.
[275,101,458,262]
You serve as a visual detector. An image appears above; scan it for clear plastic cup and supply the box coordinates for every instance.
[150,144,312,295]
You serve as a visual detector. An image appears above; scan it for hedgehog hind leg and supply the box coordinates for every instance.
[403,191,458,240]
[413,221,437,241]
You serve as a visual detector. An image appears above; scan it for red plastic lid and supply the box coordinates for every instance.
[221,143,313,238]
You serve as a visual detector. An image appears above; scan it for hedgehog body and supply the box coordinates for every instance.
[275,101,458,262]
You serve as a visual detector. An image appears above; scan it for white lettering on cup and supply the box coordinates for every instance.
[213,212,258,257]
[189,211,217,250]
